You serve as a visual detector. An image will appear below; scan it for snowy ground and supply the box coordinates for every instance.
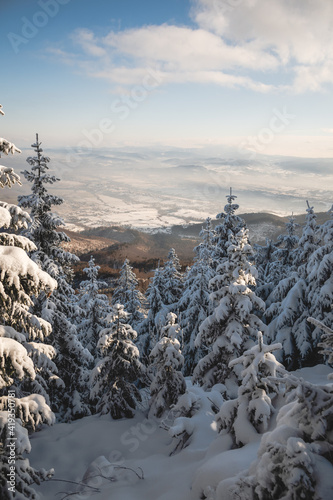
[29,365,333,500]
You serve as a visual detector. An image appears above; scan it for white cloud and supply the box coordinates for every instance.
[93,66,275,93]
[192,0,333,61]
[53,0,333,94]
[103,24,278,72]
[291,63,333,93]
[191,0,333,92]
[71,28,107,58]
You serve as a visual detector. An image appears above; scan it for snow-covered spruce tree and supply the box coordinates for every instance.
[149,312,186,418]
[211,188,246,269]
[216,332,285,447]
[254,238,280,301]
[256,217,299,348]
[0,105,56,498]
[111,258,144,328]
[193,227,265,395]
[77,256,111,361]
[232,374,333,500]
[305,206,333,358]
[273,213,299,273]
[255,209,308,308]
[266,203,329,370]
[295,201,319,275]
[0,228,60,405]
[159,248,183,309]
[159,311,181,340]
[257,215,299,323]
[178,219,215,376]
[0,410,54,500]
[18,134,91,420]
[265,271,308,370]
[140,248,183,357]
[136,263,166,362]
[0,327,56,498]
[45,275,93,420]
[0,117,59,406]
[90,304,145,419]
[233,436,316,500]
[18,134,71,269]
[137,248,183,363]
[193,216,216,259]
[0,292,56,498]
[137,249,183,365]
[308,314,333,377]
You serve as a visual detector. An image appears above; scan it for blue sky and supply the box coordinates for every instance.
[2,0,333,158]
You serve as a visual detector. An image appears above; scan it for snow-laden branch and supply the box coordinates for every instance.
[0,166,21,188]
[307,316,333,336]
[0,394,55,431]
[0,337,36,388]
[0,137,21,155]
[0,201,31,229]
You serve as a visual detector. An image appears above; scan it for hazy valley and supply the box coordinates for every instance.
[5,145,333,234]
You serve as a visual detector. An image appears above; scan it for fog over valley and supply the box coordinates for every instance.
[5,145,333,231]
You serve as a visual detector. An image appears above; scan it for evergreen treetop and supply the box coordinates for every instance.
[193,227,265,393]
[212,188,246,266]
[90,304,145,419]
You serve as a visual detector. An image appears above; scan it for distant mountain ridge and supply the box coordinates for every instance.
[78,211,330,244]
[65,211,331,282]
